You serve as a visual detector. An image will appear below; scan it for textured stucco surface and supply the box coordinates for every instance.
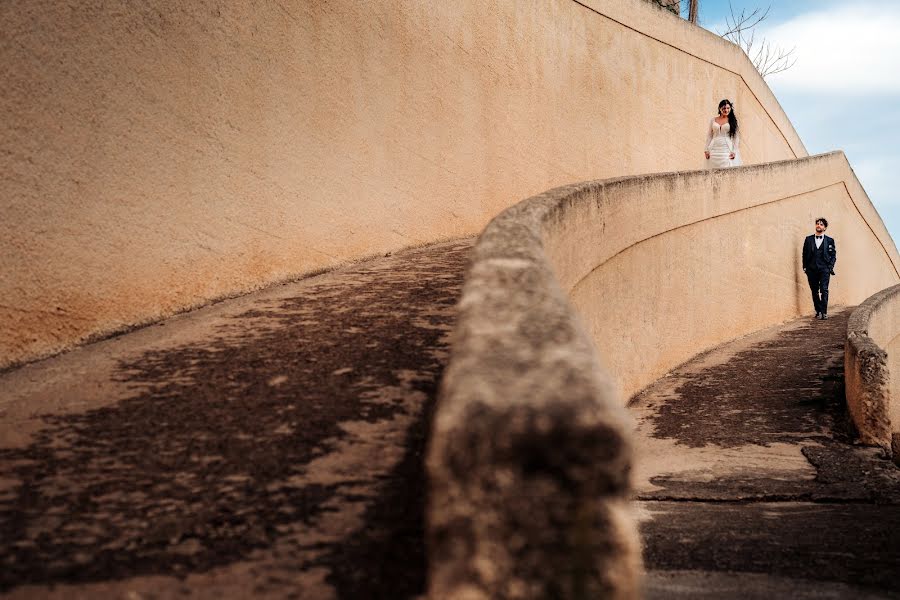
[563,152,899,398]
[1,0,806,369]
[845,284,900,461]
[441,152,897,411]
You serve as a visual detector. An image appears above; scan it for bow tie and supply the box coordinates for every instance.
[815,236,822,239]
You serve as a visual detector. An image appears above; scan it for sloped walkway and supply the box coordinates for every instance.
[632,309,900,599]
[0,239,473,599]
[5,243,900,599]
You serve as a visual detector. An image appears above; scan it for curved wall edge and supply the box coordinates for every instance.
[558,152,899,397]
[845,284,900,463]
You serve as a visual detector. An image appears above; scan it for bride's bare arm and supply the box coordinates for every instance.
[704,120,713,158]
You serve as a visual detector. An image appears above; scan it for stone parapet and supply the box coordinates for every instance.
[846,284,900,463]
[426,182,641,599]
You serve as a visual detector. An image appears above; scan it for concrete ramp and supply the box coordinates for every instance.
[0,240,472,599]
[2,0,808,371]
[632,309,900,598]
[2,234,900,598]
[426,152,900,597]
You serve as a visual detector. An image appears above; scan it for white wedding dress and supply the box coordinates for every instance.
[705,119,741,168]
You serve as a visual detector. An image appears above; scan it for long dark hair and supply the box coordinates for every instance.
[718,99,738,138]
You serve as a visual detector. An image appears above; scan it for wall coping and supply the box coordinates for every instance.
[426,179,641,597]
[845,283,900,460]
[848,284,900,339]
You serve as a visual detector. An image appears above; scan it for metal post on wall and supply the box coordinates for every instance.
[688,0,699,23]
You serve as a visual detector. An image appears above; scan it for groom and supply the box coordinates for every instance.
[802,217,837,320]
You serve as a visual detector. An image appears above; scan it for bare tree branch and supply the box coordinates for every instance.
[716,1,797,79]
[717,3,769,39]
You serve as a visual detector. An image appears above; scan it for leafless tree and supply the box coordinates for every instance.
[688,0,699,24]
[717,2,797,78]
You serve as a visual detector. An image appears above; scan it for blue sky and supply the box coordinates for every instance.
[686,0,900,242]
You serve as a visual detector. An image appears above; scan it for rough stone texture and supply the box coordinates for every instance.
[632,309,900,598]
[845,333,892,452]
[845,284,900,463]
[0,239,472,599]
[2,0,809,370]
[427,192,641,599]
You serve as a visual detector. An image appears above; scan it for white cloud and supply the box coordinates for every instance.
[762,2,900,94]
[708,1,900,241]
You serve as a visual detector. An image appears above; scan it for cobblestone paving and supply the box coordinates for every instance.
[0,239,473,599]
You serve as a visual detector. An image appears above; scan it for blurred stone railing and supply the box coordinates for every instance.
[426,181,642,599]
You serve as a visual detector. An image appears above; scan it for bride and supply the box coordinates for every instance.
[704,99,741,168]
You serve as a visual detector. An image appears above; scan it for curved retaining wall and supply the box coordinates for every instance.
[428,151,899,597]
[564,152,899,399]
[845,284,900,463]
[426,183,641,599]
[2,0,806,369]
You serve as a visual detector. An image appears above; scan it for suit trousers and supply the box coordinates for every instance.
[806,269,831,315]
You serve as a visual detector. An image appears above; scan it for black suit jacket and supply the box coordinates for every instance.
[802,234,836,274]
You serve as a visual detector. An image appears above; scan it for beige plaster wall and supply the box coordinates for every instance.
[2,0,805,368]
[545,152,899,399]
[864,300,900,354]
[876,312,900,457]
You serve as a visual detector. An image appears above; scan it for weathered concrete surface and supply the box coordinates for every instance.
[631,308,900,599]
[846,284,900,462]
[0,239,472,599]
